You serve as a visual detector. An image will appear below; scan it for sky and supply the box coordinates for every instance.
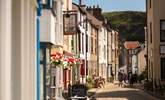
[73,0,146,12]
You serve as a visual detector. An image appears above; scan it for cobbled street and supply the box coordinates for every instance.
[89,83,160,100]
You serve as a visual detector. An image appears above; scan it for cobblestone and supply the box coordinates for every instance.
[90,83,160,100]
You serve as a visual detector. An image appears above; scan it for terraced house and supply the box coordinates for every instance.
[147,0,165,85]
[0,0,39,100]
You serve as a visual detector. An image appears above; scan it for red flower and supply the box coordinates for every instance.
[51,52,63,60]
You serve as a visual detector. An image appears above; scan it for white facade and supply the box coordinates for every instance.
[40,0,63,46]
[40,0,64,99]
[40,10,56,44]
[132,55,138,74]
[76,5,87,83]
[0,0,37,100]
[86,21,92,61]
[98,26,108,79]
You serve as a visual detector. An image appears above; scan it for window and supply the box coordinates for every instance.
[91,37,93,53]
[161,58,165,80]
[86,34,88,52]
[149,0,151,9]
[104,45,106,59]
[160,20,165,41]
[71,39,74,51]
[79,34,81,51]
[95,39,97,54]
[82,33,84,53]
[150,22,152,43]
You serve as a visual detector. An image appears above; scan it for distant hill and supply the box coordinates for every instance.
[103,11,146,42]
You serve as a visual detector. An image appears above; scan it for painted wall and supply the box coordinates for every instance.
[40,10,56,44]
[98,27,108,79]
[0,0,37,100]
[147,0,165,80]
[138,49,146,75]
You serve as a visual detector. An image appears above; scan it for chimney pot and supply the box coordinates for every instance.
[97,5,99,8]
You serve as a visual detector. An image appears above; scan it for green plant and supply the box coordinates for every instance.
[86,76,94,89]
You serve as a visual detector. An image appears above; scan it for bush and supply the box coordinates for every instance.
[86,76,95,89]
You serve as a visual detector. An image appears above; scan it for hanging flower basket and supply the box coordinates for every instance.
[51,52,63,67]
[66,58,81,66]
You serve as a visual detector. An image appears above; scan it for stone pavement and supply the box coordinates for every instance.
[88,82,160,100]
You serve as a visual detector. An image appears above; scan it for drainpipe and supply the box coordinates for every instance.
[37,0,42,100]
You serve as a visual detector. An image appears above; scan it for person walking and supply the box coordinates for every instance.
[128,71,134,87]
[123,73,127,84]
[118,72,123,87]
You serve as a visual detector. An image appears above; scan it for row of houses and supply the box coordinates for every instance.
[0,0,119,100]
[61,1,120,98]
[119,41,146,76]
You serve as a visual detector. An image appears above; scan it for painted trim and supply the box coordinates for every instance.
[37,17,40,100]
[37,0,42,100]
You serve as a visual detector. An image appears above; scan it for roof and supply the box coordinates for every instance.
[78,5,102,29]
[124,41,140,49]
[72,3,102,29]
[86,12,102,29]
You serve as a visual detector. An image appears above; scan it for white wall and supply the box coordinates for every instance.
[0,0,37,100]
[41,0,63,46]
[40,10,56,44]
[0,0,12,100]
[98,27,108,79]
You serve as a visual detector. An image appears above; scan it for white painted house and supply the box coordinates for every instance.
[98,26,108,80]
[40,0,64,99]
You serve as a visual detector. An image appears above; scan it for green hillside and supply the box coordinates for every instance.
[103,11,146,42]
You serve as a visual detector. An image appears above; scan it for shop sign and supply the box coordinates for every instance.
[63,13,77,35]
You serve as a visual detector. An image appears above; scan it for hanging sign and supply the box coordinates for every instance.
[63,13,78,35]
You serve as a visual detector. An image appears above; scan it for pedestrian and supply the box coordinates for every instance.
[118,72,123,87]
[111,73,114,83]
[128,71,133,87]
[123,73,127,84]
[68,82,71,98]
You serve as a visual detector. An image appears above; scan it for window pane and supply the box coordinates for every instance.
[160,31,165,41]
[161,21,165,30]
[161,58,165,80]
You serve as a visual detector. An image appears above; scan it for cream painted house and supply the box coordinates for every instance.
[0,0,37,100]
[147,0,165,81]
[138,48,146,75]
[111,30,119,80]
[86,12,102,78]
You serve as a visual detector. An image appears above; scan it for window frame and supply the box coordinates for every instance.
[160,20,165,42]
[150,22,152,43]
[161,58,165,80]
[149,0,151,9]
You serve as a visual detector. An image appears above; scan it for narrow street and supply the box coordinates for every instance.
[89,83,160,100]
